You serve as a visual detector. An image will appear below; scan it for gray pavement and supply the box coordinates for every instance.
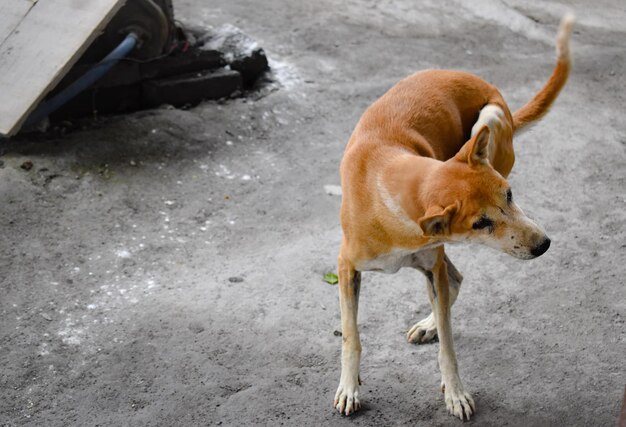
[1,0,625,426]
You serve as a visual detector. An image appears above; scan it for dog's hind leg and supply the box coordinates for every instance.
[334,251,362,416]
[407,247,463,344]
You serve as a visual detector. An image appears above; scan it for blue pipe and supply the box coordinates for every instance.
[24,32,139,127]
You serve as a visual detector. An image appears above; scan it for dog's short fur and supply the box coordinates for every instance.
[333,15,574,421]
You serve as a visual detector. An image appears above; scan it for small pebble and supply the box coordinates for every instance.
[324,184,342,196]
[188,322,205,334]
[40,313,52,321]
[20,161,33,171]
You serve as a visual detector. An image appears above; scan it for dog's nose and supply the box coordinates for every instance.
[531,237,551,257]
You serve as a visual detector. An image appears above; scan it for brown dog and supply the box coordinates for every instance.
[334,15,574,421]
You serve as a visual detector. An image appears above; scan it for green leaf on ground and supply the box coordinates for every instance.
[323,272,339,285]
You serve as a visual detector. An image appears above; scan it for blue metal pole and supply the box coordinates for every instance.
[24,32,139,127]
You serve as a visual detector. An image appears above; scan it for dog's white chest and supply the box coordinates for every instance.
[357,245,441,274]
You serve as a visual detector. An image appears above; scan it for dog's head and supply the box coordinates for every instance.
[418,126,550,260]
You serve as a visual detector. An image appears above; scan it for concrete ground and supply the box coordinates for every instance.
[1,0,625,426]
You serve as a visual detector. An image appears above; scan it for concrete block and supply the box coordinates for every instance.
[231,48,268,87]
[139,49,225,80]
[141,68,242,108]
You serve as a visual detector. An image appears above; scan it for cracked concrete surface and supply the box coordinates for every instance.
[1,0,625,426]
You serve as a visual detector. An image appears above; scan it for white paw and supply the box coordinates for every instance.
[442,383,475,421]
[407,313,438,343]
[334,381,361,416]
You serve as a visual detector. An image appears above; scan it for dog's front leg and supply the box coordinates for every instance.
[334,255,362,415]
[432,248,475,421]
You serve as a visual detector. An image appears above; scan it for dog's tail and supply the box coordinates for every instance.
[512,14,574,133]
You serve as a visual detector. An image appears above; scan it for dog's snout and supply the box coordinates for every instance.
[531,237,551,257]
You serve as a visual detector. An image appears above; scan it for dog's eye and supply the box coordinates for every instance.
[472,216,493,230]
[506,189,513,204]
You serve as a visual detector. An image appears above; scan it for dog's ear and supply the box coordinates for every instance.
[455,125,490,166]
[418,203,459,237]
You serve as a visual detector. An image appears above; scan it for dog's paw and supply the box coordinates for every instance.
[442,383,475,421]
[407,313,438,343]
[334,381,361,415]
